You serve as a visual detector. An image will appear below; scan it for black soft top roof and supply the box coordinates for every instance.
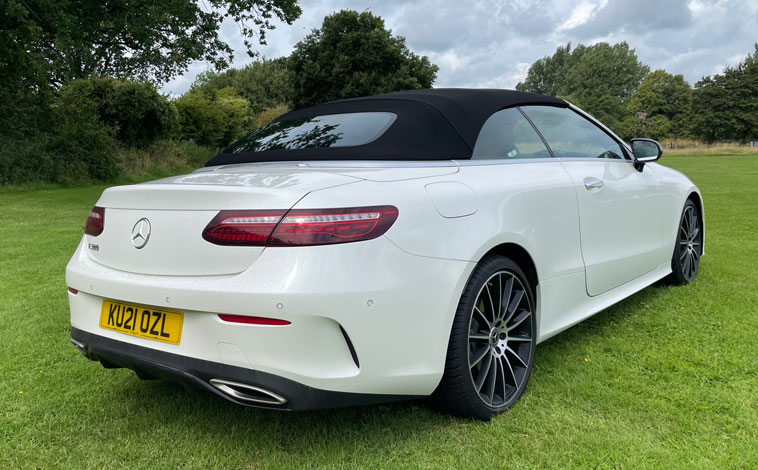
[206,88,566,166]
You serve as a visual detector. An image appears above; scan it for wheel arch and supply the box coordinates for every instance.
[686,190,705,256]
[480,243,539,293]
[477,242,540,337]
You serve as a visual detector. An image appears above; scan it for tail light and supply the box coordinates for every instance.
[84,206,105,236]
[203,206,398,247]
[202,210,286,246]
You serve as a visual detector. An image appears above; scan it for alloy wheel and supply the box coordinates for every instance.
[467,270,534,408]
[678,205,702,282]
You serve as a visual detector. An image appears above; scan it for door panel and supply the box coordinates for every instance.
[561,161,664,296]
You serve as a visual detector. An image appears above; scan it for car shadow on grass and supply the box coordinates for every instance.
[90,280,683,455]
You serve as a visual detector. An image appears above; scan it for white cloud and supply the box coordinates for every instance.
[160,0,758,96]
[557,0,604,32]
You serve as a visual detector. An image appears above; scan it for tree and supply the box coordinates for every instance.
[59,77,179,147]
[517,42,649,127]
[255,104,290,128]
[288,10,438,108]
[691,44,758,141]
[626,70,692,138]
[628,70,692,118]
[174,88,251,147]
[191,58,293,115]
[1,0,301,86]
[515,43,581,96]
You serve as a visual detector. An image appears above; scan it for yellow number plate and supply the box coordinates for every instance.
[99,299,183,345]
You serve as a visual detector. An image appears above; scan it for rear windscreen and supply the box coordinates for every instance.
[224,112,397,154]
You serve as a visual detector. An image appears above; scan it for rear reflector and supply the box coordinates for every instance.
[203,206,398,247]
[84,206,105,236]
[68,287,78,295]
[218,314,291,326]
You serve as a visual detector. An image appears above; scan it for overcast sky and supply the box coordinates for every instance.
[161,0,758,96]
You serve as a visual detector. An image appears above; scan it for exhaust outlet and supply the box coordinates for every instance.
[70,338,92,359]
[209,378,288,406]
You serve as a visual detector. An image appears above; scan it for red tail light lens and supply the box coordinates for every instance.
[202,210,286,246]
[84,206,105,236]
[269,206,398,246]
[202,206,398,247]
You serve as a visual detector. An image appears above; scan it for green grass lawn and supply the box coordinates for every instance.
[1,155,756,469]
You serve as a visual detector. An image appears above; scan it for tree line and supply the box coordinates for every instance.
[516,42,758,142]
[1,1,755,185]
[0,6,436,185]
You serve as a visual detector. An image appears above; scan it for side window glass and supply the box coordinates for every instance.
[472,108,551,160]
[521,106,625,159]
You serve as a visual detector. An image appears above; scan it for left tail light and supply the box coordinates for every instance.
[203,206,399,247]
[84,206,105,236]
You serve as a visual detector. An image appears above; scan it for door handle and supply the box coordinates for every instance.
[583,177,604,191]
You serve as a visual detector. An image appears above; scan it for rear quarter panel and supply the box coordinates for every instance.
[311,160,585,281]
[295,160,586,343]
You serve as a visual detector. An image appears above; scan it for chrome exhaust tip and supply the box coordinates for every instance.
[209,378,288,406]
[70,338,91,358]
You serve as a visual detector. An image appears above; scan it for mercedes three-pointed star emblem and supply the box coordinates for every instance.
[131,218,151,249]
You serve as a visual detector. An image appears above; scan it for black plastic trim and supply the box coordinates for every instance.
[339,325,360,368]
[70,327,420,411]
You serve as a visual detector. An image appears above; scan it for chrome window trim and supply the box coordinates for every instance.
[456,157,635,167]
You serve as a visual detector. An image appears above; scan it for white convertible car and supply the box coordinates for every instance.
[67,89,703,419]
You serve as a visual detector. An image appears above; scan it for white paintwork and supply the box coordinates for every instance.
[425,182,478,218]
[66,136,703,400]
[560,160,665,296]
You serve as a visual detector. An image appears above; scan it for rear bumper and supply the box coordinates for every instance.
[71,327,417,410]
[66,236,475,396]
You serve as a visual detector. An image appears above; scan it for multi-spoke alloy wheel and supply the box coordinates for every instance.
[432,255,536,420]
[678,205,701,282]
[666,200,703,285]
[468,271,533,408]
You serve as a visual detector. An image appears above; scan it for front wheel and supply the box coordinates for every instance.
[665,200,703,285]
[432,255,536,420]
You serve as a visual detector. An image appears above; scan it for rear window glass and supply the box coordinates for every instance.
[224,112,397,153]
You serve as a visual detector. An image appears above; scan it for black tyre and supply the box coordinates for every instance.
[432,255,536,420]
[665,200,702,285]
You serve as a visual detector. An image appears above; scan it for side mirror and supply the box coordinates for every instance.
[630,138,663,163]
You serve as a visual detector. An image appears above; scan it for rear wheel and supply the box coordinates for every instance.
[665,200,702,285]
[432,255,536,420]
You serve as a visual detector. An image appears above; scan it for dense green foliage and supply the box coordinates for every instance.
[2,155,757,468]
[0,0,301,185]
[517,42,649,127]
[691,45,758,141]
[190,59,293,115]
[0,77,184,185]
[175,88,251,148]
[59,78,179,148]
[288,10,438,107]
[1,0,301,86]
[518,42,758,142]
[616,70,693,140]
[0,0,301,140]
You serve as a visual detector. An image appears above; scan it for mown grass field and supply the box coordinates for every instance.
[1,155,756,469]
